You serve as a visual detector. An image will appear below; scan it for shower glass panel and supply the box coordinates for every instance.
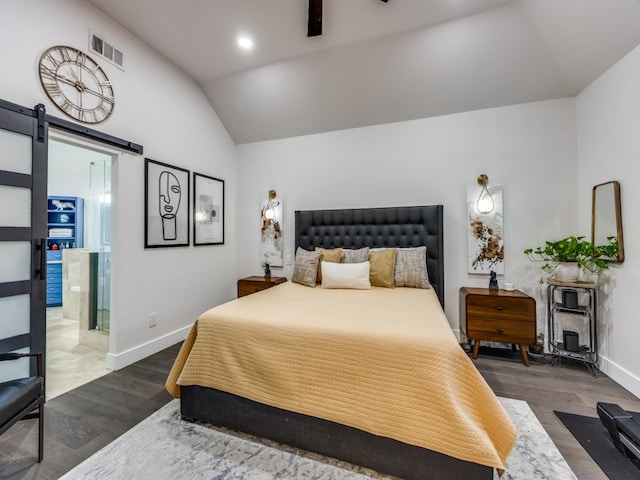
[89,160,111,332]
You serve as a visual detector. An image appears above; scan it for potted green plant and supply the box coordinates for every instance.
[523,236,616,282]
[599,236,619,260]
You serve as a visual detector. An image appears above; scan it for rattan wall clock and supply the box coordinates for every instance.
[39,45,115,124]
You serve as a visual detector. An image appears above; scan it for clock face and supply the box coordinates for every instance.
[39,45,115,124]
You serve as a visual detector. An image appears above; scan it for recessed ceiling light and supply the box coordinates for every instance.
[238,36,253,50]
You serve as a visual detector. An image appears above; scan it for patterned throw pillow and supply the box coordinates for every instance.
[292,247,322,287]
[368,248,397,288]
[395,246,430,289]
[315,247,343,283]
[341,247,369,263]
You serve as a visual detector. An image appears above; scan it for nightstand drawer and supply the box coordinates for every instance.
[237,276,287,298]
[467,316,535,344]
[465,296,535,323]
[238,283,271,297]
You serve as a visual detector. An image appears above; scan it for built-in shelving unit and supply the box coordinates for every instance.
[46,196,84,307]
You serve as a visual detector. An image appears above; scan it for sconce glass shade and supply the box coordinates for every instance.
[264,208,276,220]
[476,174,495,214]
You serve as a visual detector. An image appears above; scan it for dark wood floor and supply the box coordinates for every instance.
[475,347,640,480]
[0,343,180,480]
[1,343,639,480]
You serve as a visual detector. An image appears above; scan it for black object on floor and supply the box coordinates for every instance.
[597,403,640,464]
[555,410,640,479]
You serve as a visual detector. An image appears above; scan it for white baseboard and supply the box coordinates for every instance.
[453,329,462,342]
[598,354,640,399]
[105,325,191,371]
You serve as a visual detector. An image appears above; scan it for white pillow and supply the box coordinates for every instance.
[321,261,371,290]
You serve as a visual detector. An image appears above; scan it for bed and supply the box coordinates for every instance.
[166,205,516,479]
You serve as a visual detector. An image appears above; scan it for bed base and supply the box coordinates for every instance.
[181,385,493,480]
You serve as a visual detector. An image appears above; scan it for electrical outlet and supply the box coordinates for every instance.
[148,312,157,328]
[286,255,292,265]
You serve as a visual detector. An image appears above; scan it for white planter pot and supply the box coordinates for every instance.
[553,263,580,282]
[578,267,598,283]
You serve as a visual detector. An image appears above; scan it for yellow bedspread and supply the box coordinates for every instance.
[166,282,516,472]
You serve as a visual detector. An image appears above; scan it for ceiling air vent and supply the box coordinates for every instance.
[89,31,124,70]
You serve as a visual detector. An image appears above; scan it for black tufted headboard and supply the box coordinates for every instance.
[295,205,444,307]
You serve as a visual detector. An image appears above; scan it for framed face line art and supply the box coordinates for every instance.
[144,158,190,248]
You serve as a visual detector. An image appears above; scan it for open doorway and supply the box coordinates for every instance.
[46,136,114,399]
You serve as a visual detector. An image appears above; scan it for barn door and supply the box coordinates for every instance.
[0,100,48,379]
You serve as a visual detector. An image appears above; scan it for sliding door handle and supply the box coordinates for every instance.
[34,238,46,280]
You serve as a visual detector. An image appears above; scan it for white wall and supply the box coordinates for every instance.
[6,0,636,397]
[1,0,237,369]
[576,44,640,397]
[236,98,579,337]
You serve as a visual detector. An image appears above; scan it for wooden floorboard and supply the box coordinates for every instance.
[473,347,640,480]
[1,342,639,479]
[0,343,180,480]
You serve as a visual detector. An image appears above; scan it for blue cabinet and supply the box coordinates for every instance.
[45,251,63,306]
[46,196,84,307]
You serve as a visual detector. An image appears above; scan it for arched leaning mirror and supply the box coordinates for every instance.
[592,180,624,262]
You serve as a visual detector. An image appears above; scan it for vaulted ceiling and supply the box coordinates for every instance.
[86,0,640,144]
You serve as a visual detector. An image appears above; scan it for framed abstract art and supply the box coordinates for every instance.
[193,172,224,246]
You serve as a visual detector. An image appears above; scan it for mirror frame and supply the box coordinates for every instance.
[591,180,624,262]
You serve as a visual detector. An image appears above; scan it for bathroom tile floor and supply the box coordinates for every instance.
[46,307,111,400]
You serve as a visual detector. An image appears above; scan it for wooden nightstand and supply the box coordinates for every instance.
[237,276,286,298]
[459,287,536,366]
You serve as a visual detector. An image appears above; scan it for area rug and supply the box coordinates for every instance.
[555,410,640,480]
[59,397,576,479]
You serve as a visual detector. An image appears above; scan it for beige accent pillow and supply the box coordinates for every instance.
[341,247,370,264]
[315,247,343,283]
[395,246,430,289]
[368,248,397,288]
[292,247,322,287]
[321,261,371,289]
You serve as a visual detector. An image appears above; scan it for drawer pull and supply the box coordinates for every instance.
[496,328,504,333]
[495,306,504,311]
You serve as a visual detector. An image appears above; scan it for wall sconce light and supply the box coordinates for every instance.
[476,174,495,214]
[261,190,280,237]
[467,175,504,274]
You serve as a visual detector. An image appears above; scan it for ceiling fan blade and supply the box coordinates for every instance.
[308,0,322,37]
